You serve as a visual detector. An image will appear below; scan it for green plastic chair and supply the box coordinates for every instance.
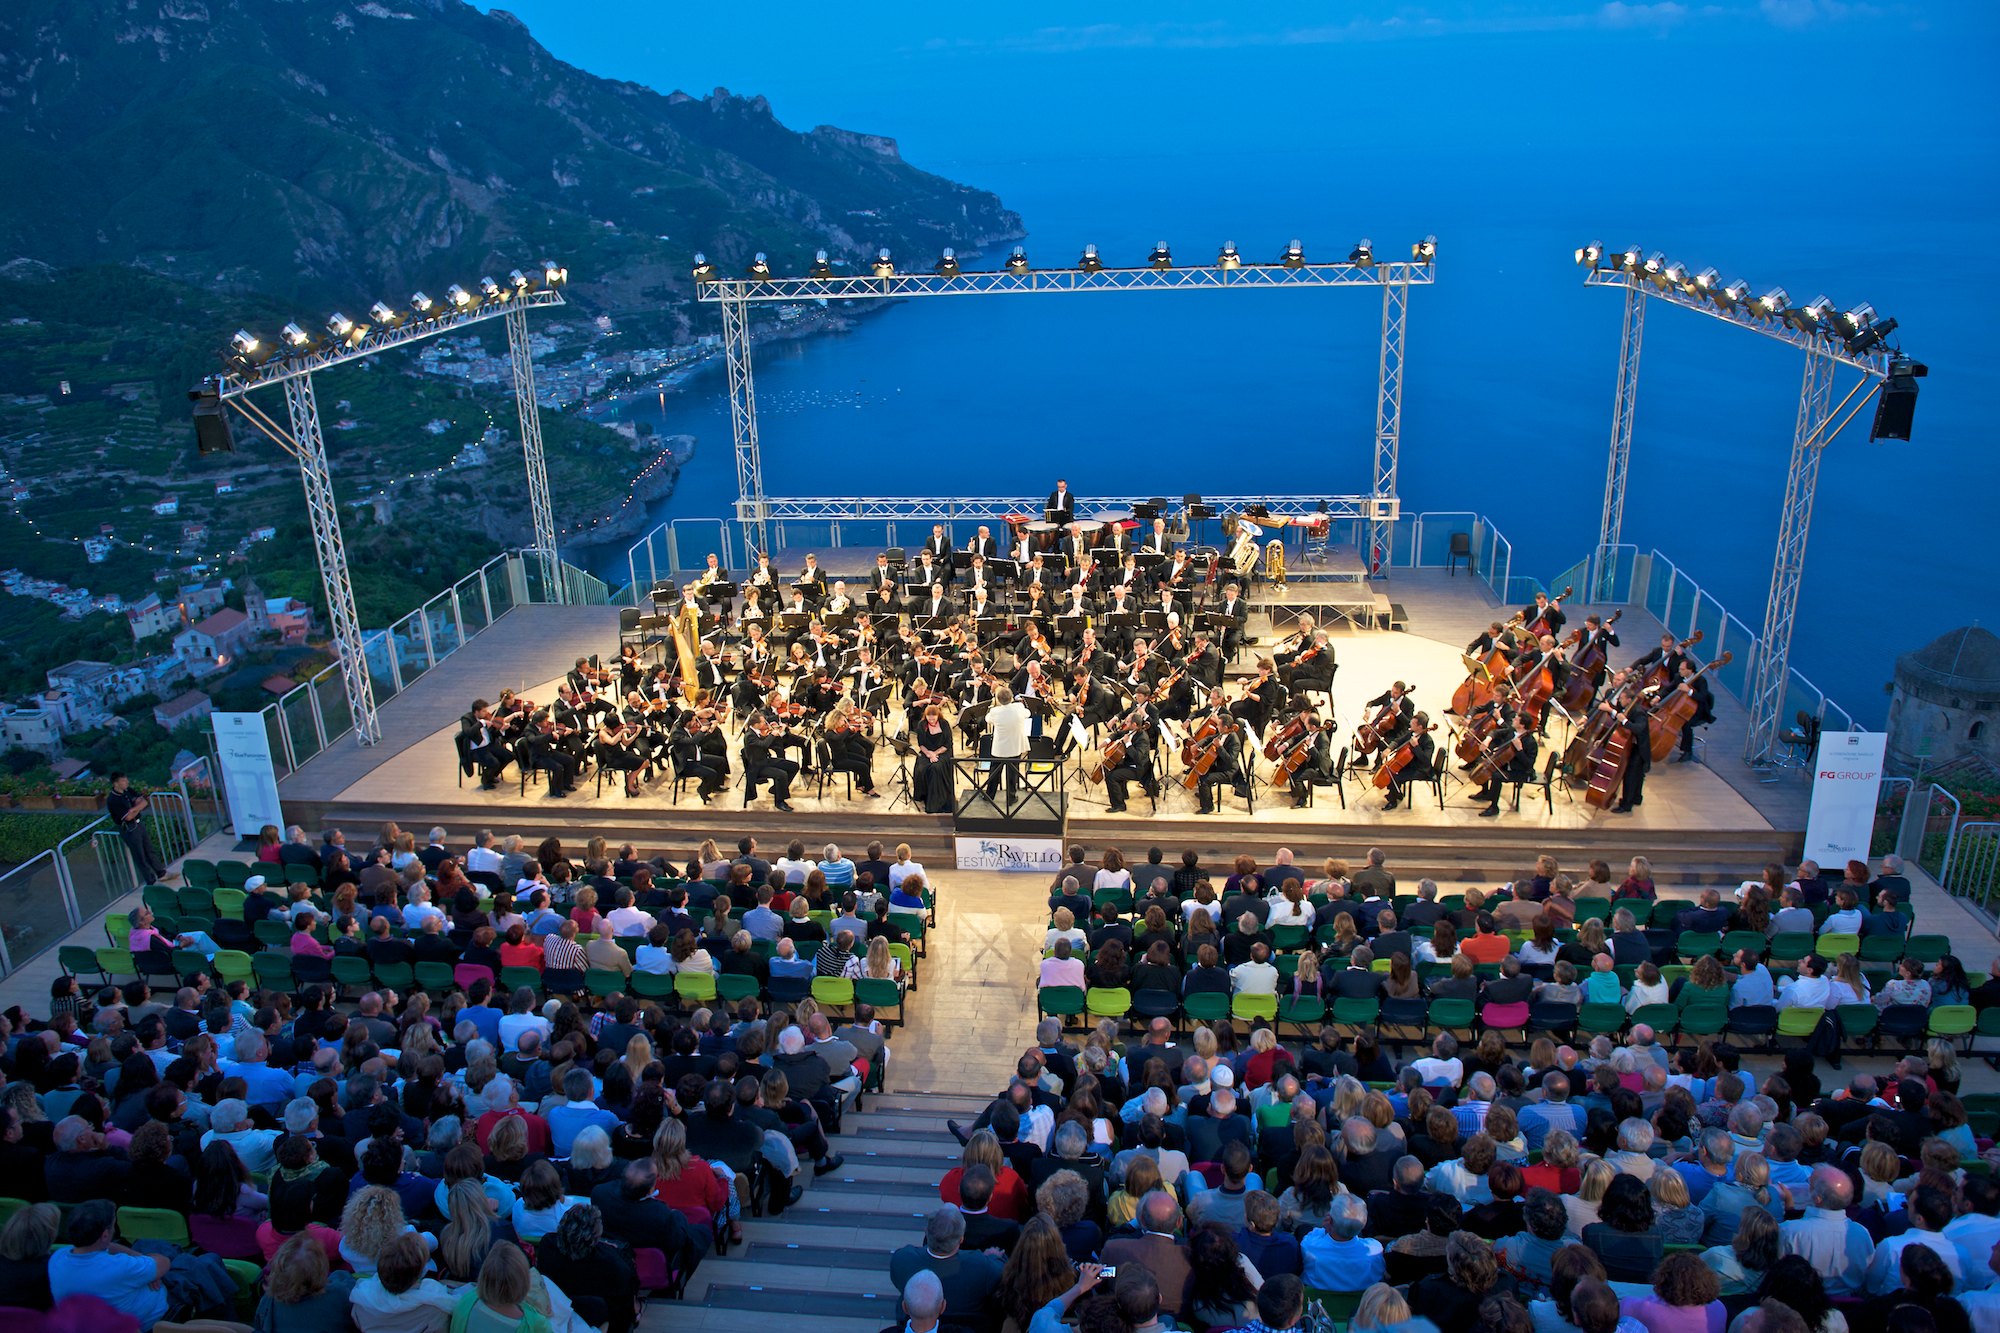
[1038,985,1086,1020]
[330,956,373,995]
[251,953,294,988]
[414,962,455,993]
[811,976,855,1013]
[1230,993,1277,1024]
[1182,993,1230,1024]
[498,966,542,995]
[1427,998,1475,1033]
[1815,932,1860,958]
[1905,935,1951,964]
[1837,1004,1879,1047]
[675,971,718,1006]
[1767,932,1814,965]
[95,948,137,981]
[372,961,414,992]
[105,914,133,948]
[212,887,247,919]
[1720,931,1766,960]
[253,918,292,950]
[1090,987,1135,1023]
[1859,935,1905,963]
[176,886,217,920]
[222,1257,261,1317]
[1270,925,1310,952]
[586,969,626,1001]
[216,861,254,890]
[1278,995,1327,1031]
[1578,1002,1626,1036]
[1573,899,1611,923]
[143,884,180,919]
[283,864,320,887]
[181,858,220,889]
[629,971,676,1001]
[1630,1003,1679,1034]
[854,976,904,1022]
[1962,1091,2000,1139]
[1930,1005,1978,1044]
[116,1206,190,1246]
[212,949,255,987]
[1776,1008,1823,1041]
[1331,997,1380,1028]
[58,945,102,980]
[1307,1289,1367,1328]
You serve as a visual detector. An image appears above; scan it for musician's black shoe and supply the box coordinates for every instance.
[1611,803,1633,813]
[1109,804,1126,814]
[775,800,796,813]
[862,788,881,798]
[479,780,498,791]
[1478,804,1499,818]
[1675,752,1695,763]
[1383,799,1399,810]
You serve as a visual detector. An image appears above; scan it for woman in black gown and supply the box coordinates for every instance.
[911,700,956,813]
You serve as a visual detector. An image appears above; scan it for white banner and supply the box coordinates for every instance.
[955,835,1064,874]
[213,711,285,838]
[1803,730,1887,869]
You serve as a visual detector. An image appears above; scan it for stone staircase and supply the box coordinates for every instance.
[638,1089,992,1332]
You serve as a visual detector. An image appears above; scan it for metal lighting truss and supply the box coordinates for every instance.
[695,257,1434,562]
[210,282,568,746]
[1579,261,1902,766]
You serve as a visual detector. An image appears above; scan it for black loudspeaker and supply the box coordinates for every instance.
[189,387,235,455]
[1870,357,1925,443]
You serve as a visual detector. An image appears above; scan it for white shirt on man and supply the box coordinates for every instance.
[988,701,1030,758]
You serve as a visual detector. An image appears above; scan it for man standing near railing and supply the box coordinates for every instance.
[106,772,169,883]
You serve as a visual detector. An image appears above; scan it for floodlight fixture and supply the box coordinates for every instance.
[1411,236,1437,263]
[446,284,474,308]
[1719,280,1750,309]
[369,302,398,325]
[479,276,504,302]
[1841,303,1877,333]
[747,252,773,279]
[1662,262,1688,290]
[1845,314,1895,356]
[229,330,259,357]
[1784,295,1834,333]
[509,269,530,290]
[807,249,834,280]
[1349,239,1374,268]
[1079,244,1103,273]
[326,312,355,339]
[871,248,895,278]
[1755,287,1790,319]
[541,261,568,286]
[280,322,311,348]
[1575,241,1604,267]
[1614,246,1643,274]
[1687,267,1720,298]
[934,248,960,277]
[1217,241,1241,270]
[690,254,717,283]
[1005,246,1030,275]
[410,291,434,313]
[1147,241,1172,270]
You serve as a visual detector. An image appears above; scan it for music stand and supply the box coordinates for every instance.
[702,579,738,602]
[1134,550,1165,571]
[988,558,1019,583]
[776,612,811,639]
[1101,611,1138,635]
[1139,610,1170,633]
[822,612,856,638]
[950,551,973,572]
[1133,501,1160,522]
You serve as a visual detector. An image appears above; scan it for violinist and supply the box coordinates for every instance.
[1521,590,1566,637]
[1577,614,1621,682]
[493,689,535,736]
[1382,711,1438,811]
[1120,639,1161,698]
[1671,659,1716,763]
[911,699,956,813]
[1230,658,1283,736]
[693,641,727,698]
[525,713,581,798]
[1630,631,1688,685]
[1361,682,1416,767]
[467,700,515,790]
[616,644,644,694]
[824,701,882,797]
[1195,718,1247,815]
[668,709,728,803]
[1069,668,1121,734]
[849,651,888,712]
[1184,629,1224,692]
[1102,707,1158,815]
[1284,712,1335,809]
[742,712,804,813]
[595,713,650,798]
[565,658,618,722]
[1073,628,1115,681]
[1472,717,1538,819]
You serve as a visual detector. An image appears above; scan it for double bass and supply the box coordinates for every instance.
[1558,608,1623,715]
[1374,722,1437,790]
[1524,586,1574,639]
[1582,694,1649,809]
[1648,653,1731,762]
[1451,640,1514,716]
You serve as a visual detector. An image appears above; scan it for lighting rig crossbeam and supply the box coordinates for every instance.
[694,261,1432,303]
[751,494,1382,524]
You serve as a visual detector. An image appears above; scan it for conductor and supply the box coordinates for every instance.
[983,685,1031,806]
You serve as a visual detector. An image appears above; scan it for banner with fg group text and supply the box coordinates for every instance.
[1803,730,1887,869]
[955,836,1064,874]
[213,711,285,838]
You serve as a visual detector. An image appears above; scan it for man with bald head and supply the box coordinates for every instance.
[1102,1190,1194,1316]
[1778,1165,1872,1294]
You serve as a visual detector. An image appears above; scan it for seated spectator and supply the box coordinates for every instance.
[1237,1188,1302,1279]
[1186,1225,1261,1328]
[1583,1173,1665,1282]
[1409,1229,1503,1329]
[0,1203,56,1312]
[256,1232,357,1332]
[1101,1191,1193,1317]
[1038,939,1086,990]
[1619,1251,1724,1333]
[1698,1203,1778,1296]
[890,1207,1003,1327]
[1498,1188,1571,1294]
[1303,1193,1385,1292]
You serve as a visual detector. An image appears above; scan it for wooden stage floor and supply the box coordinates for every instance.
[276,578,1802,882]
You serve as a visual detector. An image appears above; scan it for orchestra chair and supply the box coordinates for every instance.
[1295,746,1346,811]
[1447,531,1473,576]
[1775,710,1820,771]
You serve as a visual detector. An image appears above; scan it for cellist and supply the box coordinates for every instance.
[1521,590,1567,638]
[1526,635,1573,739]
[1361,682,1416,767]
[1195,718,1247,816]
[1670,659,1716,764]
[1473,717,1539,819]
[1285,712,1334,809]
[1383,710,1439,812]
[1102,704,1158,815]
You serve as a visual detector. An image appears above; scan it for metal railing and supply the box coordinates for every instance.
[1941,821,2000,924]
[258,549,606,779]
[1876,777,1914,858]
[1913,784,1964,882]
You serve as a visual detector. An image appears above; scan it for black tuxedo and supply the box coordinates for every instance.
[1046,489,1076,520]
[968,536,998,560]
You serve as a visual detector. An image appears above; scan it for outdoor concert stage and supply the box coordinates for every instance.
[273,572,1804,885]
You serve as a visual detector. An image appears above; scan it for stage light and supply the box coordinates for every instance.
[446,284,474,308]
[1575,241,1604,267]
[1615,247,1643,274]
[871,248,895,278]
[280,322,311,348]
[1412,236,1437,263]
[747,252,772,279]
[509,269,530,290]
[369,302,398,325]
[326,312,355,339]
[1845,314,1895,356]
[690,254,717,282]
[1686,267,1720,298]
[230,330,259,357]
[1662,262,1688,291]
[807,249,833,280]
[410,291,434,313]
[1281,239,1305,268]
[1642,252,1667,285]
[1005,246,1030,275]
[1841,303,1877,333]
[934,248,960,277]
[1217,242,1241,270]
[1349,239,1374,268]
[1148,241,1172,270]
[1785,295,1834,333]
[541,261,567,286]
[1755,287,1790,319]
[479,276,504,301]
[1719,280,1750,309]
[1079,244,1103,273]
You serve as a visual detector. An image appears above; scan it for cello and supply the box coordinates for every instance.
[1181,723,1233,790]
[1087,716,1146,783]
[1353,689,1410,760]
[1464,724,1525,790]
[1558,608,1623,715]
[1643,629,1703,692]
[1374,722,1437,790]
[1263,712,1309,762]
[1451,641,1514,716]
[1648,653,1731,763]
[1271,727,1323,785]
[1181,713,1224,766]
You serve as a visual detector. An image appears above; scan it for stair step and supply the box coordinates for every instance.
[698,1283,900,1320]
[734,1218,916,1251]
[813,1175,941,1199]
[687,1258,895,1298]
[742,1241,899,1266]
[749,1204,932,1229]
[843,1123,959,1144]
[843,1146,962,1168]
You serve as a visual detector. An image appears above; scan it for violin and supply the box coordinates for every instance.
[1374,722,1437,789]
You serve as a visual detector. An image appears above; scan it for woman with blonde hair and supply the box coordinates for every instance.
[652,1117,736,1240]
[865,935,902,983]
[888,843,925,891]
[942,1129,1031,1222]
[1314,858,1352,894]
[463,1242,543,1331]
[1108,1155,1169,1229]
[1352,1282,1412,1331]
[340,1185,426,1276]
[1563,1157,1616,1238]
[697,839,728,882]
[1043,907,1086,952]
[1700,1152,1782,1242]
[621,1032,653,1086]
[438,1177,499,1283]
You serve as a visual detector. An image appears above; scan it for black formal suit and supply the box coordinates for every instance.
[1521,600,1567,636]
[867,566,900,611]
[1617,704,1652,810]
[968,535,999,560]
[1046,489,1076,520]
[1105,730,1156,813]
[923,533,953,568]
[1195,728,1246,814]
[1384,731,1437,808]
[1677,674,1716,757]
[742,728,804,804]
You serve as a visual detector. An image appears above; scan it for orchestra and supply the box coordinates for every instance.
[449,490,1729,826]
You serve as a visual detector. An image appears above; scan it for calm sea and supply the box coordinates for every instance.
[595,149,1997,727]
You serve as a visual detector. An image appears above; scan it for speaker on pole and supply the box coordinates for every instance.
[1870,356,1925,443]
[189,385,235,455]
